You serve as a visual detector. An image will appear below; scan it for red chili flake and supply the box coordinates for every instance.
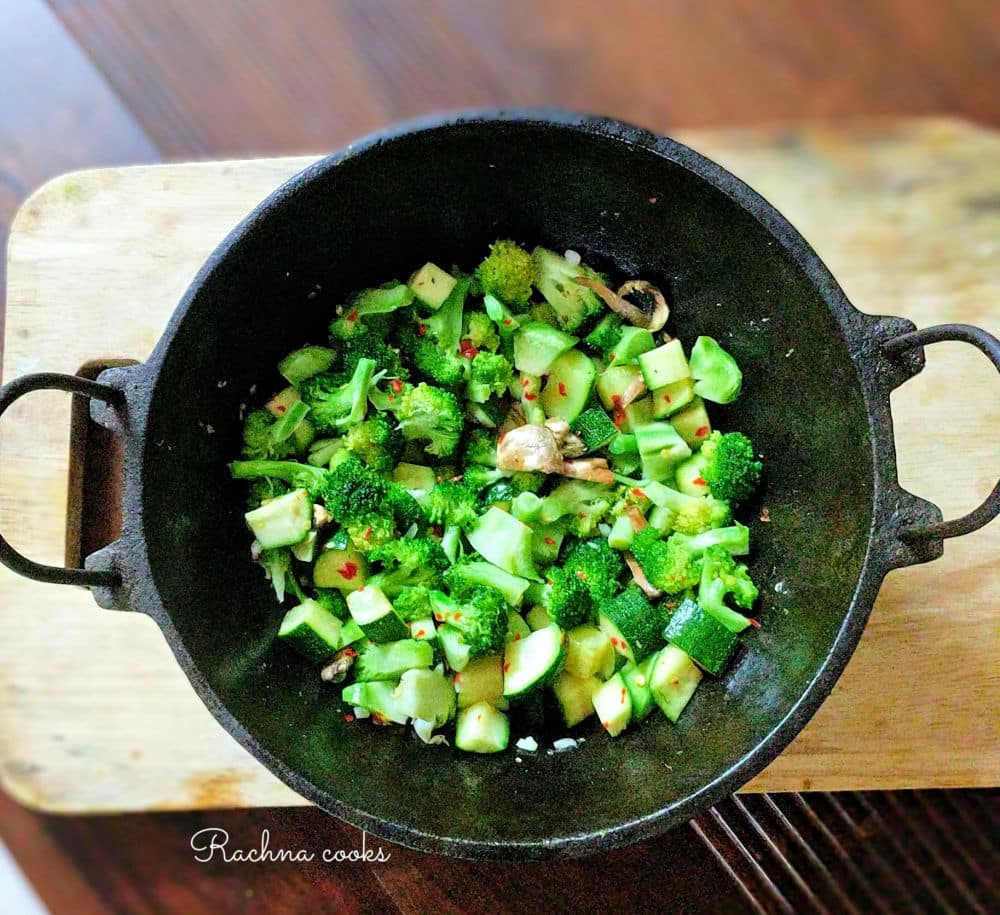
[390,378,404,393]
[276,404,287,414]
[611,394,622,407]
[498,432,506,445]
[601,721,610,730]
[503,318,513,326]
[453,673,461,683]
[343,713,355,723]
[357,585,365,592]
[577,511,587,519]
[436,476,443,483]
[747,618,761,629]
[513,632,522,641]
[695,425,709,438]
[363,526,373,540]
[503,662,511,673]
[416,324,427,337]
[346,309,360,322]
[692,476,707,486]
[371,713,386,726]
[524,392,538,401]
[453,611,463,621]
[612,410,626,429]
[558,382,567,397]
[663,393,672,404]
[608,353,616,361]
[342,648,359,658]
[387,394,395,402]
[476,714,483,722]
[759,508,771,523]
[434,612,444,622]
[575,570,587,580]
[521,377,530,389]
[631,487,645,499]
[338,562,359,580]
[543,536,556,546]
[620,688,627,703]
[414,629,426,638]
[431,524,443,537]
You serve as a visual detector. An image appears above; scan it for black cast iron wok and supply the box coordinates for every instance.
[2,112,998,859]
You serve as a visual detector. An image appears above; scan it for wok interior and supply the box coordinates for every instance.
[140,121,873,847]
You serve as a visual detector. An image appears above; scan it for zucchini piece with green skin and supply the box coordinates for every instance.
[669,398,713,449]
[506,610,532,643]
[552,672,600,727]
[353,639,435,682]
[291,529,319,562]
[346,586,409,643]
[245,489,312,550]
[663,599,740,675]
[396,667,456,725]
[621,653,658,721]
[637,339,691,389]
[598,588,668,664]
[352,283,415,315]
[392,462,437,502]
[503,624,566,699]
[607,514,636,551]
[565,625,615,680]
[341,682,366,707]
[649,644,703,722]
[455,654,508,710]
[408,262,456,309]
[592,672,632,736]
[466,507,540,580]
[621,396,654,433]
[651,377,696,419]
[525,604,552,632]
[339,618,365,646]
[607,327,656,366]
[265,386,301,418]
[512,322,578,375]
[675,452,710,497]
[634,422,693,466]
[448,561,531,608]
[436,624,472,672]
[454,701,509,753]
[647,504,676,535]
[689,336,742,404]
[278,599,343,662]
[313,544,367,591]
[539,349,597,423]
[278,346,336,384]
[532,523,567,568]
[269,399,311,446]
[347,681,410,725]
[571,407,618,452]
[596,365,643,412]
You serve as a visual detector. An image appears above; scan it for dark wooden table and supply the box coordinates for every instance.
[1,2,998,912]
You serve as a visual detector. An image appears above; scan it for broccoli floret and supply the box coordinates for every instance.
[245,477,291,510]
[368,538,449,595]
[394,383,464,457]
[384,482,427,534]
[400,325,468,386]
[392,586,434,622]
[629,527,702,594]
[229,459,329,498]
[467,351,514,403]
[241,408,295,460]
[653,488,732,536]
[698,546,758,632]
[583,312,624,354]
[464,312,501,352]
[536,479,615,536]
[463,428,499,467]
[476,240,535,307]
[547,565,594,629]
[698,431,762,504]
[313,588,349,620]
[563,537,625,604]
[345,516,396,553]
[478,470,546,507]
[532,247,606,332]
[260,548,294,602]
[343,413,403,473]
[341,326,407,380]
[425,480,480,529]
[467,398,508,429]
[298,358,379,432]
[480,479,518,506]
[511,471,545,493]
[669,522,750,557]
[463,464,509,491]
[432,587,509,658]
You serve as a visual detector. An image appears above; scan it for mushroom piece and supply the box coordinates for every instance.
[625,504,648,532]
[625,553,663,599]
[544,417,587,458]
[560,457,617,485]
[496,423,564,474]
[321,648,357,684]
[574,276,670,332]
[312,504,333,529]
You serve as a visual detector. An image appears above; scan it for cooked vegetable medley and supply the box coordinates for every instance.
[231,242,763,753]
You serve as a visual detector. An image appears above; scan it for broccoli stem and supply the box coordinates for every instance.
[441,525,462,563]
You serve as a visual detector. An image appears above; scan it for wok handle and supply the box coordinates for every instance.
[0,372,123,587]
[883,323,1000,541]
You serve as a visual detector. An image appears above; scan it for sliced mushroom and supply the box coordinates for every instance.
[574,277,669,331]
[625,553,663,599]
[312,504,332,529]
[560,457,616,485]
[625,505,648,532]
[544,417,587,458]
[496,423,564,474]
[499,402,527,437]
[321,648,357,684]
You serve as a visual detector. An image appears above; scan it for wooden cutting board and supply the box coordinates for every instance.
[1,118,997,814]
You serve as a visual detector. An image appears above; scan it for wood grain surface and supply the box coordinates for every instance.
[1,118,997,816]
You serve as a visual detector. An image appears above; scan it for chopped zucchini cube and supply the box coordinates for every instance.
[592,672,632,736]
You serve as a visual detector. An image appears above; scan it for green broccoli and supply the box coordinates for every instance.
[476,240,535,307]
[367,538,449,595]
[629,527,702,594]
[343,413,403,473]
[394,382,464,457]
[536,479,616,536]
[563,537,625,604]
[466,398,508,429]
[698,546,758,632]
[392,586,434,622]
[229,458,328,498]
[463,428,499,467]
[297,358,379,431]
[697,431,762,504]
[463,464,509,491]
[241,408,295,460]
[464,312,501,352]
[383,482,427,534]
[532,247,606,332]
[652,487,732,536]
[430,587,509,658]
[669,522,750,557]
[399,276,471,386]
[467,351,514,403]
[546,565,594,629]
[340,325,407,380]
[425,480,480,530]
[245,477,290,510]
